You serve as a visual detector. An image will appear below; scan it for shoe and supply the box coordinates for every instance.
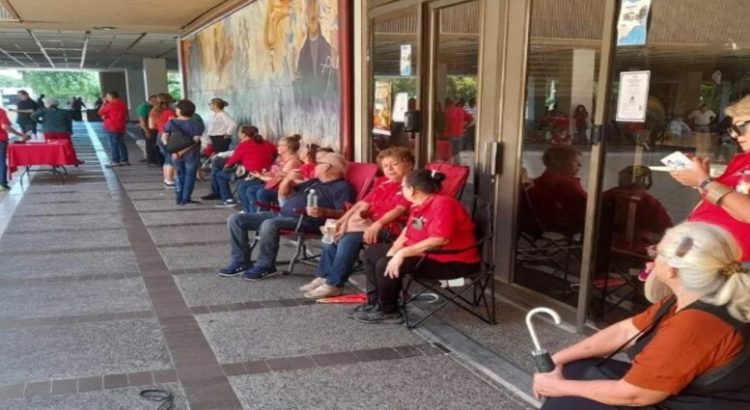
[346,303,377,319]
[120,161,131,166]
[182,200,201,205]
[214,199,237,208]
[163,180,175,188]
[304,284,343,299]
[218,261,248,277]
[105,163,120,168]
[242,266,278,281]
[353,309,404,324]
[299,277,326,292]
[201,193,221,200]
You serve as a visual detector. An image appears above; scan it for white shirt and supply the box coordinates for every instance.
[206,111,237,136]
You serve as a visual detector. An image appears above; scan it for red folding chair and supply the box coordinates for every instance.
[425,162,470,198]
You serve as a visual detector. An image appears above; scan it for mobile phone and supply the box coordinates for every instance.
[660,151,693,171]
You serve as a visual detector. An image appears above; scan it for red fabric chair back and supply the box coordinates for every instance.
[345,162,379,202]
[425,162,470,198]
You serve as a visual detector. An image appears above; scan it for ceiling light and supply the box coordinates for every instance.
[93,26,116,31]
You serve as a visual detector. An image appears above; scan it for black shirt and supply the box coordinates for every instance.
[16,99,38,124]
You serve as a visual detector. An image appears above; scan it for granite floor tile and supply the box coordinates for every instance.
[19,192,113,204]
[0,249,138,279]
[229,355,533,410]
[0,229,129,254]
[0,277,152,320]
[24,183,110,194]
[2,214,123,233]
[158,244,227,271]
[174,272,314,306]
[0,319,171,385]
[139,209,234,226]
[148,224,228,246]
[196,305,421,363]
[13,202,117,217]
[0,383,187,410]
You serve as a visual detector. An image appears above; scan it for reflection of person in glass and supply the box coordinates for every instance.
[527,146,587,236]
[671,96,750,262]
[296,0,332,94]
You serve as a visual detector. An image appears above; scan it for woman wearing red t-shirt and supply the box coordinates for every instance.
[353,169,480,324]
[299,147,415,299]
[670,96,750,262]
[534,222,750,410]
[149,93,177,187]
[243,134,303,212]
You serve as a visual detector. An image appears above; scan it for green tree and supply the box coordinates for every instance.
[168,72,182,101]
[20,71,100,102]
[0,74,24,88]
[446,76,478,101]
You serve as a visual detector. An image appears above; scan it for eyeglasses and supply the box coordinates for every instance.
[381,161,402,169]
[727,120,750,137]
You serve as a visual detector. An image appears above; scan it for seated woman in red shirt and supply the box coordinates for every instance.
[300,147,415,299]
[353,169,480,324]
[203,125,276,208]
[671,95,750,262]
[534,222,750,410]
[243,134,303,212]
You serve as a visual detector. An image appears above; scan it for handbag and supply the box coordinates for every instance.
[165,120,196,154]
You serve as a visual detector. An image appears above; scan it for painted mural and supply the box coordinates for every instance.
[182,0,340,149]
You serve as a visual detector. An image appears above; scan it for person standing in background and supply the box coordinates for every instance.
[11,90,38,136]
[36,94,45,109]
[98,91,130,168]
[136,95,159,166]
[30,99,83,165]
[688,104,717,157]
[205,98,237,153]
[150,93,177,186]
[0,106,27,191]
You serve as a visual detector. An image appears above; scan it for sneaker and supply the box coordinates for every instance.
[346,303,377,319]
[304,284,343,299]
[242,266,278,281]
[182,200,201,205]
[105,163,121,168]
[353,308,404,324]
[299,277,326,292]
[163,180,175,188]
[218,261,248,277]
[120,161,131,166]
[201,193,220,200]
[214,199,237,208]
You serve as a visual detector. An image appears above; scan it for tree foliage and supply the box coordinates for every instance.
[0,74,24,88]
[20,71,100,101]
[168,72,182,101]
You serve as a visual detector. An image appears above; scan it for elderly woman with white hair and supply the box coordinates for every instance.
[533,222,750,409]
[30,99,83,165]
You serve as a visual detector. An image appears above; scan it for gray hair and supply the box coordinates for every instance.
[660,222,750,322]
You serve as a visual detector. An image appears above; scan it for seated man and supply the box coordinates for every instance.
[218,152,354,280]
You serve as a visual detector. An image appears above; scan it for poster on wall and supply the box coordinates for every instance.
[616,70,650,122]
[392,92,409,123]
[180,0,343,150]
[373,81,393,136]
[400,44,412,76]
[616,0,651,46]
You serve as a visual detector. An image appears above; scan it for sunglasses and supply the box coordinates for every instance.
[727,119,750,137]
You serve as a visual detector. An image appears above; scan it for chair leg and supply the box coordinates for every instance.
[284,237,304,274]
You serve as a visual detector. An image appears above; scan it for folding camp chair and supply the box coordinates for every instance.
[400,196,496,329]
[425,162,470,198]
[250,162,380,275]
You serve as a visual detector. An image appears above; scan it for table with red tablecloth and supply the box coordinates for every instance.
[7,139,78,182]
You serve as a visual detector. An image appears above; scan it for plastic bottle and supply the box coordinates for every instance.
[737,171,750,195]
[306,189,318,208]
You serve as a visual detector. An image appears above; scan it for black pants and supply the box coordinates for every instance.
[143,128,162,165]
[363,243,479,313]
[210,135,231,153]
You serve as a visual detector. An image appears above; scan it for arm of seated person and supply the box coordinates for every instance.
[364,205,408,244]
[306,206,345,219]
[384,236,450,278]
[534,371,669,407]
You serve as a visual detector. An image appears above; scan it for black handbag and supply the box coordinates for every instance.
[165,120,196,153]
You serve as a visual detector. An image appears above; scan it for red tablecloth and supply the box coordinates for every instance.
[8,140,78,177]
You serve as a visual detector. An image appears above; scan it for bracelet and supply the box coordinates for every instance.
[705,183,733,205]
[698,177,715,191]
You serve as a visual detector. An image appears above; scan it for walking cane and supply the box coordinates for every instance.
[526,307,562,373]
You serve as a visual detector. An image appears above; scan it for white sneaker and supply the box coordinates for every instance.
[299,277,326,292]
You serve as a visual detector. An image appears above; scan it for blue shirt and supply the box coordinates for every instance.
[163,118,205,161]
[281,178,354,225]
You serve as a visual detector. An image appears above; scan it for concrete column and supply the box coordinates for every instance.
[99,72,129,118]
[570,49,596,134]
[142,58,168,97]
[126,68,146,121]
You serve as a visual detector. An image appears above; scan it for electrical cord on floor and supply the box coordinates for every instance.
[140,389,174,410]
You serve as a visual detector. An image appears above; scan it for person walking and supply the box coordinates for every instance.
[162,99,204,206]
[98,91,130,167]
[205,98,237,153]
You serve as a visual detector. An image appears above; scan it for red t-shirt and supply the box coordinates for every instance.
[624,298,744,394]
[156,109,177,133]
[300,163,316,179]
[443,106,472,138]
[362,177,412,235]
[98,99,129,133]
[404,194,480,264]
[0,108,10,141]
[225,139,276,173]
[689,152,750,261]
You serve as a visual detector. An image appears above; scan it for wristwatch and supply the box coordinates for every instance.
[699,177,715,191]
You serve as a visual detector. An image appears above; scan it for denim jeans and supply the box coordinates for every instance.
[227,212,321,268]
[316,232,365,287]
[173,155,200,204]
[157,137,172,166]
[0,140,7,187]
[212,168,234,201]
[237,179,265,212]
[256,188,278,206]
[107,132,129,163]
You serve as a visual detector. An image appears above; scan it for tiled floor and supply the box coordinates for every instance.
[0,122,535,409]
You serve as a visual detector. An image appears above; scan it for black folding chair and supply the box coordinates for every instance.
[400,196,496,329]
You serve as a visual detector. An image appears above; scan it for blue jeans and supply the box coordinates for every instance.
[212,168,234,201]
[107,132,129,163]
[173,155,200,204]
[256,188,278,206]
[157,137,172,166]
[316,232,365,287]
[237,179,265,212]
[0,140,7,187]
[227,212,321,268]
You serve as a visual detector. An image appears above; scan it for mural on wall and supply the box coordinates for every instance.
[181,0,340,149]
